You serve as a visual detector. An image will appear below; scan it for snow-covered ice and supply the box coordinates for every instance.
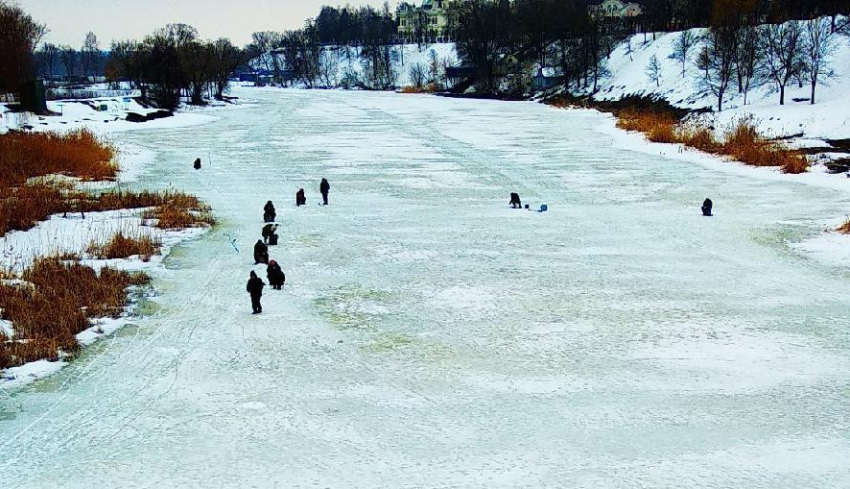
[1,88,850,487]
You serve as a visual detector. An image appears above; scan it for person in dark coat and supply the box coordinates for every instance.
[268,232,279,246]
[320,178,330,206]
[266,260,285,290]
[193,158,202,170]
[247,271,265,314]
[262,224,278,244]
[702,198,713,217]
[510,193,522,209]
[263,201,276,223]
[296,189,306,207]
[254,240,269,265]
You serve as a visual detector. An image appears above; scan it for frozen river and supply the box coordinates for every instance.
[2,89,850,487]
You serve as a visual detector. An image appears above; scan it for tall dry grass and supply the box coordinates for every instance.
[88,232,161,261]
[613,110,809,174]
[0,130,117,188]
[1,188,213,237]
[0,258,149,369]
[142,195,215,229]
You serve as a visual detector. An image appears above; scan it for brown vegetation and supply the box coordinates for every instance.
[0,130,116,187]
[610,108,809,175]
[88,232,161,261]
[837,219,850,235]
[399,83,441,94]
[142,195,215,229]
[0,258,149,369]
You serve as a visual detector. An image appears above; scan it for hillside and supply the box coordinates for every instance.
[579,25,850,145]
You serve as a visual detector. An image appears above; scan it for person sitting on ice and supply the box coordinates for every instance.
[263,201,276,223]
[193,158,202,170]
[246,271,265,314]
[262,224,278,244]
[267,260,286,290]
[296,189,307,207]
[254,240,269,265]
[510,193,522,209]
[702,198,713,217]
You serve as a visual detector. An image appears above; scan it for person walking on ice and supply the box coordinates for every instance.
[246,271,265,314]
[320,178,330,206]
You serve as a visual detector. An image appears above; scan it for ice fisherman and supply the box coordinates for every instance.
[267,260,286,290]
[254,240,269,265]
[263,201,276,223]
[262,224,278,244]
[296,189,306,207]
[247,271,265,314]
[702,198,713,217]
[510,193,522,209]
[320,178,330,206]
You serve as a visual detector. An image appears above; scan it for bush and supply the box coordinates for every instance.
[837,219,850,235]
[0,258,149,368]
[143,204,215,229]
[0,129,116,188]
[88,232,161,261]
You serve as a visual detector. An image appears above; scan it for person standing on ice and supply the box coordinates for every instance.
[246,271,265,314]
[320,178,330,206]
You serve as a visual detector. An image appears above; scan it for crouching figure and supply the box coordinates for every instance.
[510,193,522,209]
[267,260,286,290]
[254,240,269,265]
[702,198,713,217]
[263,201,276,223]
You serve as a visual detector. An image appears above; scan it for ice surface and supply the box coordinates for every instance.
[1,88,850,488]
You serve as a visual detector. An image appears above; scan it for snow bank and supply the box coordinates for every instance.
[587,25,850,141]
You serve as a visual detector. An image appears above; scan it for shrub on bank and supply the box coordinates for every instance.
[88,232,161,261]
[0,130,117,188]
[0,258,150,369]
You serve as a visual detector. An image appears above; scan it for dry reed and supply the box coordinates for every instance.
[0,258,149,369]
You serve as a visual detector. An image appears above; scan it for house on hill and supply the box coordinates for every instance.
[588,0,643,19]
[398,0,456,43]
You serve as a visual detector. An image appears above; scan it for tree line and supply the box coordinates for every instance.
[107,25,245,108]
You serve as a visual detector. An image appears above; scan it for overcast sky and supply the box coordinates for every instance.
[21,0,382,47]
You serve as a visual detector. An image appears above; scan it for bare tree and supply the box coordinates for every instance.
[60,45,77,80]
[210,38,245,99]
[250,31,284,84]
[735,25,761,106]
[762,21,804,106]
[0,0,46,93]
[670,30,696,78]
[700,27,737,112]
[318,47,339,88]
[802,17,838,105]
[38,42,60,82]
[80,31,100,82]
[408,62,427,88]
[646,54,662,87]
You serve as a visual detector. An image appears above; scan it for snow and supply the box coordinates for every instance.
[257,43,457,89]
[1,88,850,486]
[588,23,850,142]
[0,94,254,136]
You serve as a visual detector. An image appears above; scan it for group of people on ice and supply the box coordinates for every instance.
[247,179,331,314]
